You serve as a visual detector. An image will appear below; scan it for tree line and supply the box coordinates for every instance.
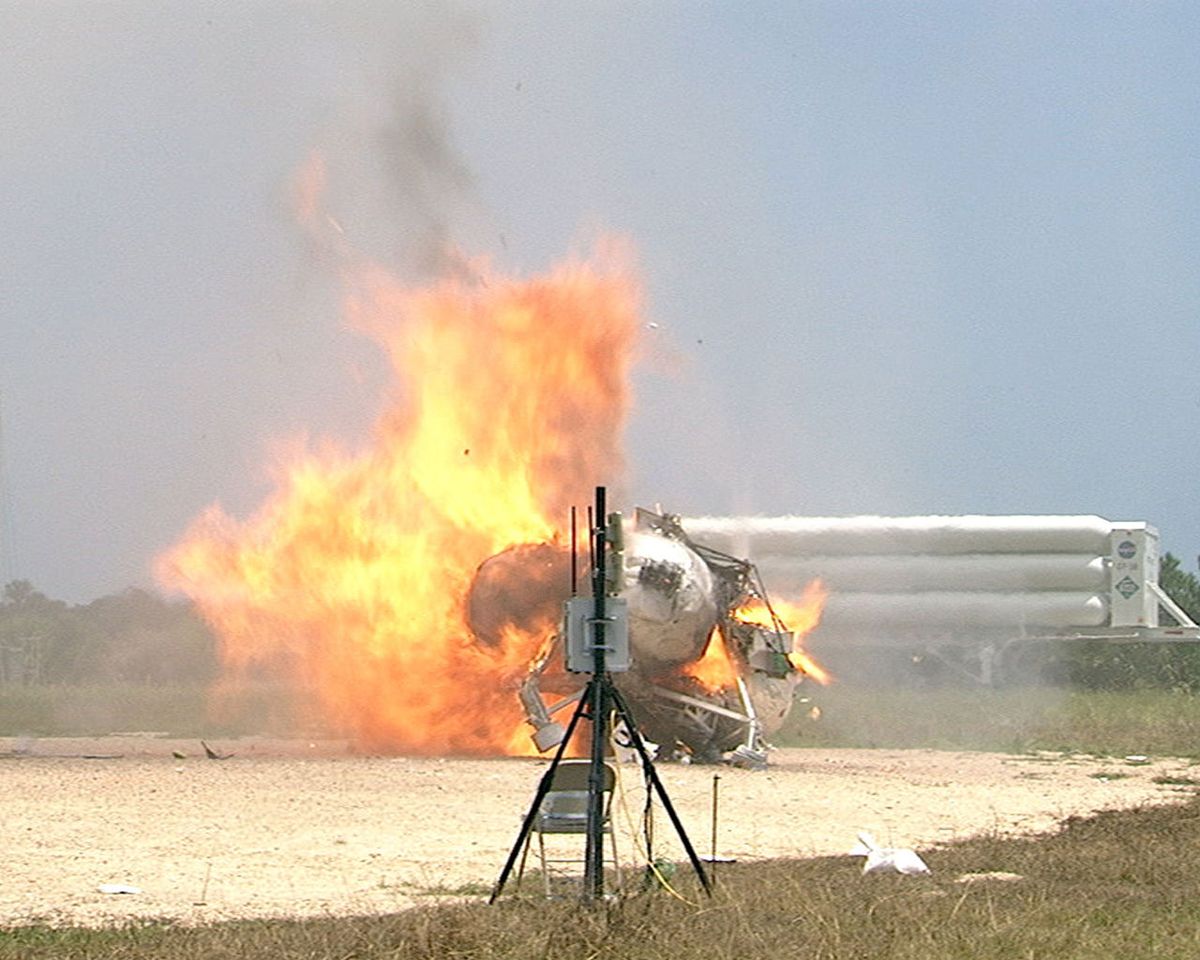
[0,579,218,686]
[1161,552,1200,625]
[0,554,1197,689]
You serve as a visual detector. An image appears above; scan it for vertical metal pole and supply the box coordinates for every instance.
[711,774,720,885]
[570,506,578,596]
[584,486,608,900]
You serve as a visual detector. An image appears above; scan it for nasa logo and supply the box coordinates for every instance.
[1117,540,1137,559]
[1115,576,1140,599]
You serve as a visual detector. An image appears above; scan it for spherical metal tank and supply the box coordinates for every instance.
[621,530,718,667]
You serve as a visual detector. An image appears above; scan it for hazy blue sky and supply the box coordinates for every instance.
[1,1,1197,602]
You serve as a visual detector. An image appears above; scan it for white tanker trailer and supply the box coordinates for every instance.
[681,514,1200,682]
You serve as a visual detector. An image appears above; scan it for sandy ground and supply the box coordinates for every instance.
[0,735,1194,927]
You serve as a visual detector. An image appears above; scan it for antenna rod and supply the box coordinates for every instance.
[583,486,608,899]
[586,506,595,574]
[570,505,578,596]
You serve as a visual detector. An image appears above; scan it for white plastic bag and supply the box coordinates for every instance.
[850,832,930,875]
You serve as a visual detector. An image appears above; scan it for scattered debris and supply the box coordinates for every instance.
[955,871,1023,884]
[97,883,141,895]
[201,741,234,760]
[850,832,931,875]
[1125,755,1150,765]
[728,745,768,770]
[172,750,187,760]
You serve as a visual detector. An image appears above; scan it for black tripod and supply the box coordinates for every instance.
[490,487,712,903]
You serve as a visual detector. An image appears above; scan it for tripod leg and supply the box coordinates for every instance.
[609,684,712,896]
[583,673,608,899]
[489,679,596,903]
[516,830,532,889]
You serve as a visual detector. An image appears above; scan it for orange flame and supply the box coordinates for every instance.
[157,250,640,754]
[736,579,833,685]
[683,627,740,693]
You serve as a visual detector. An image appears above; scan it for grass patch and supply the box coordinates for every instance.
[7,683,1200,760]
[411,880,496,898]
[1152,775,1200,787]
[781,685,1200,757]
[0,683,336,739]
[0,683,211,736]
[4,797,1200,958]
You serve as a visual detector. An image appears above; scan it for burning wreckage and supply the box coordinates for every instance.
[468,509,824,767]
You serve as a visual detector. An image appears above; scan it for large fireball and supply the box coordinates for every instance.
[157,251,640,754]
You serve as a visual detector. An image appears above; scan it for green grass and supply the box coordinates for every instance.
[6,682,1200,759]
[5,796,1200,959]
[0,682,335,739]
[1152,774,1200,787]
[781,685,1200,757]
[0,683,208,736]
[9,686,1200,763]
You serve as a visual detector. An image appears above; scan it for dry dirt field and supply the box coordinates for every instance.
[1,735,1194,927]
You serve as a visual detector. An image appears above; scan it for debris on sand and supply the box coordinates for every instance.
[201,741,234,760]
[97,883,141,895]
[955,871,1023,884]
[850,832,931,875]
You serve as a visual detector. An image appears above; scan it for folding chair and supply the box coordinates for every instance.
[516,759,622,895]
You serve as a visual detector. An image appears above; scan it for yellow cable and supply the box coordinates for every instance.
[609,727,700,906]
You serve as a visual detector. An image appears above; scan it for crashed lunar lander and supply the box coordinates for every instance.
[471,508,817,767]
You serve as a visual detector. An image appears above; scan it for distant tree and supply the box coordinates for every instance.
[1160,553,1200,625]
[2,580,38,607]
[0,580,74,685]
[0,582,220,686]
[74,589,219,684]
